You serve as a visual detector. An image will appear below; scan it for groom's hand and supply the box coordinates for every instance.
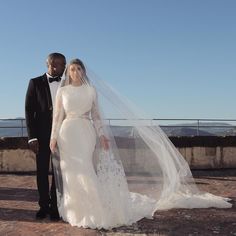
[28,140,39,154]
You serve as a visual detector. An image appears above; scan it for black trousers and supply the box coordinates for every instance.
[36,141,57,211]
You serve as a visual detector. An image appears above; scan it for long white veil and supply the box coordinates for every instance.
[52,59,231,227]
[86,67,231,209]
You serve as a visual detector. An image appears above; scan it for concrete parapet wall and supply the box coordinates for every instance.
[0,136,236,172]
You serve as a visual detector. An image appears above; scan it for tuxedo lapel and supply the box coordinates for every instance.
[42,74,53,111]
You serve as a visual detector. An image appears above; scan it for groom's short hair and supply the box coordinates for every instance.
[47,52,66,64]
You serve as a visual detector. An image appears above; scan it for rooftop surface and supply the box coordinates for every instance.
[0,170,235,236]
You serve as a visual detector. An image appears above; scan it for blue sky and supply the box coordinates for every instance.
[0,0,235,119]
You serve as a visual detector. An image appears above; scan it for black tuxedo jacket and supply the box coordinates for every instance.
[25,73,53,142]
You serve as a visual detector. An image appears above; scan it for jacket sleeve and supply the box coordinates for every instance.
[25,79,37,140]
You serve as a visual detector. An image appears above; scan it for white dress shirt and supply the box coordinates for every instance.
[46,73,62,108]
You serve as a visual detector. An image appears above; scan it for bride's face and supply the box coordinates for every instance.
[69,64,84,83]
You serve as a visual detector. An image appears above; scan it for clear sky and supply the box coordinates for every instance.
[0,0,235,119]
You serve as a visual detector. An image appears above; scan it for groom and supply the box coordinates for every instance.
[25,52,66,220]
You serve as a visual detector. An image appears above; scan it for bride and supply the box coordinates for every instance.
[50,58,231,229]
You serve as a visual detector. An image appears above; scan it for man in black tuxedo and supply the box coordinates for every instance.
[25,52,66,220]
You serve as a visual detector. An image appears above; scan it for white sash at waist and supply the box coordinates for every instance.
[66,113,90,120]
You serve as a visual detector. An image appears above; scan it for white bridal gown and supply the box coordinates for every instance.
[51,83,231,230]
[51,84,156,229]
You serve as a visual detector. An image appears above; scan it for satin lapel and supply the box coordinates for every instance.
[42,74,53,111]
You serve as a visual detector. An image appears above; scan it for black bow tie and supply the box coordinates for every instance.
[49,76,61,83]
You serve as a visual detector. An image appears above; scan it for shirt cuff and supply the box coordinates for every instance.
[28,138,38,143]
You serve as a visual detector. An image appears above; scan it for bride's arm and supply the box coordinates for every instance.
[50,88,65,153]
[91,87,109,150]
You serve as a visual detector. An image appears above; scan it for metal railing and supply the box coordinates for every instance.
[0,118,236,137]
[0,118,26,137]
[153,118,236,136]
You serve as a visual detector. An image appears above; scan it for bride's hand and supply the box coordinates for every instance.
[50,138,57,154]
[100,135,109,150]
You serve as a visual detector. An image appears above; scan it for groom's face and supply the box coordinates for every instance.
[47,57,66,77]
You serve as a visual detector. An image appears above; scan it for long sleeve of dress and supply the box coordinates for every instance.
[51,88,65,140]
[91,87,105,137]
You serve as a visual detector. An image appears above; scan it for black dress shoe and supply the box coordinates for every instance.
[50,209,60,221]
[35,208,49,219]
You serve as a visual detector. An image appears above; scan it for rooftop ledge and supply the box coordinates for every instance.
[0,136,236,172]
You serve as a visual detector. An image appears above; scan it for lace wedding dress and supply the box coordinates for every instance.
[51,83,231,230]
[51,84,157,229]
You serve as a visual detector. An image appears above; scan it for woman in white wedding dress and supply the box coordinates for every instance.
[50,58,232,230]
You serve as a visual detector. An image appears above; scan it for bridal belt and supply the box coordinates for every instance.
[66,114,90,120]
